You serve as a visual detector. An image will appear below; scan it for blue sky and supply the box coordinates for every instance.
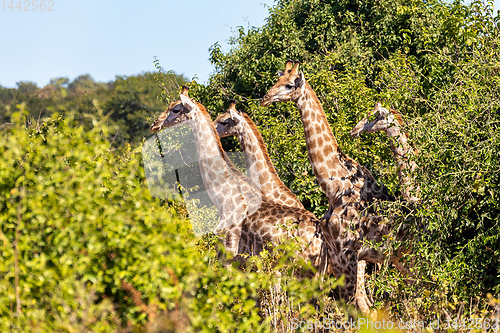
[0,0,275,88]
[0,0,498,88]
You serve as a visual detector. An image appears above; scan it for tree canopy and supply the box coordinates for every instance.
[0,71,187,147]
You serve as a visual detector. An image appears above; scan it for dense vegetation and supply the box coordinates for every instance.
[191,0,500,327]
[0,71,187,147]
[1,0,499,331]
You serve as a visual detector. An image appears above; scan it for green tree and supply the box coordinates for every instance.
[0,71,188,148]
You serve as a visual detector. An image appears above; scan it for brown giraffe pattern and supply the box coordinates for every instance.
[350,102,421,278]
[350,102,420,202]
[214,101,305,210]
[150,87,347,280]
[261,60,395,313]
[151,87,254,254]
[211,100,364,301]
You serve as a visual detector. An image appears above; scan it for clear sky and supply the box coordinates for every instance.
[0,0,275,88]
[0,0,498,88]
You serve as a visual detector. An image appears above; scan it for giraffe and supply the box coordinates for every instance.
[350,102,421,278]
[260,60,395,313]
[151,86,254,254]
[214,100,305,210]
[350,102,420,202]
[150,87,354,285]
[213,101,368,300]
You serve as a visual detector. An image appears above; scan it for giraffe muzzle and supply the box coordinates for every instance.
[260,96,272,107]
[349,129,360,138]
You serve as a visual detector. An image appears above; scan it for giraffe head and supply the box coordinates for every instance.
[151,86,198,132]
[214,100,244,137]
[350,102,404,138]
[260,59,305,106]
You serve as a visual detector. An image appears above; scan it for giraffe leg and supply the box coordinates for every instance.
[354,260,372,315]
[334,248,358,303]
[344,262,357,302]
[214,224,245,266]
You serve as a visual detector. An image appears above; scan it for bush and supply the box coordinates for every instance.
[1,0,499,329]
[0,110,346,331]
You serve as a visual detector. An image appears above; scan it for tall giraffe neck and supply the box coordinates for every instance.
[235,114,304,209]
[387,127,419,201]
[293,82,345,202]
[188,106,251,230]
[291,79,394,226]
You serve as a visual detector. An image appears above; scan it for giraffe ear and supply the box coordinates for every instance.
[179,94,197,111]
[294,71,304,87]
[277,70,285,77]
[378,106,390,116]
[229,109,243,123]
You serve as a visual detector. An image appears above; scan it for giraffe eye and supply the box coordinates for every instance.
[172,105,184,113]
[220,121,229,126]
[285,84,294,89]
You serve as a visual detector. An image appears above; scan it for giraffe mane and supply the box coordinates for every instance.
[389,109,410,138]
[242,113,287,184]
[196,103,229,160]
[197,103,258,185]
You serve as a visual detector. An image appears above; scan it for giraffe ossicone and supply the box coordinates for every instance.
[229,109,244,123]
[179,93,197,110]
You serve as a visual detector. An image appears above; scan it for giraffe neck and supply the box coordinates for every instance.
[293,81,345,202]
[188,106,250,228]
[235,114,304,209]
[387,127,419,201]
